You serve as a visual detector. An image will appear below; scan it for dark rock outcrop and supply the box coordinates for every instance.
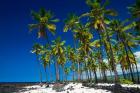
[83,83,140,93]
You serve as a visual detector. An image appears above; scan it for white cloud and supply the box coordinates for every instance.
[134,51,140,61]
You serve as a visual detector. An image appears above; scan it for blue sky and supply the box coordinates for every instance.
[0,0,136,82]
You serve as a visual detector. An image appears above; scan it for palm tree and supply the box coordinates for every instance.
[64,67,70,82]
[51,37,66,82]
[109,19,139,82]
[64,14,81,81]
[29,8,59,39]
[40,45,52,83]
[66,46,77,81]
[81,0,119,83]
[29,8,59,83]
[59,54,66,82]
[31,43,44,84]
[88,52,98,83]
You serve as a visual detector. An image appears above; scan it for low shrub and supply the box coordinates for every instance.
[119,78,133,84]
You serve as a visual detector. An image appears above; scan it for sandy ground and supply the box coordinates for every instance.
[18,83,111,93]
[9,83,140,93]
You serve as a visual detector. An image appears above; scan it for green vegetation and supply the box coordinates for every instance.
[28,0,140,84]
[119,78,133,84]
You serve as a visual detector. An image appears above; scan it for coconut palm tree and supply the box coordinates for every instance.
[51,37,66,82]
[64,14,81,80]
[66,46,77,81]
[31,43,44,84]
[29,8,59,83]
[81,0,119,83]
[109,19,139,82]
[64,67,70,82]
[59,54,66,82]
[29,8,59,39]
[88,52,98,83]
[40,45,52,83]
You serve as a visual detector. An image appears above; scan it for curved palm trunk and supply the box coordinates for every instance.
[127,45,139,83]
[98,32,104,81]
[97,31,109,82]
[117,31,135,82]
[121,39,135,82]
[104,28,119,83]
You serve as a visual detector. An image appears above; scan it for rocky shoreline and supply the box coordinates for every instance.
[83,83,140,93]
[1,82,140,93]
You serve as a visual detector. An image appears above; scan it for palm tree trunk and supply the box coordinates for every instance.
[121,66,126,79]
[93,70,98,83]
[103,70,107,82]
[98,31,104,78]
[89,70,92,82]
[73,71,74,81]
[78,62,81,81]
[44,68,48,83]
[122,39,135,82]
[36,55,43,84]
[127,45,139,83]
[62,66,65,82]
[135,64,139,83]
[55,61,59,82]
[105,28,119,83]
[66,74,67,82]
[109,70,113,83]
[48,63,52,82]
[99,68,102,80]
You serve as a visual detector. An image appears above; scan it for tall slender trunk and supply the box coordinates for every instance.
[89,70,92,82]
[36,55,42,84]
[48,63,52,82]
[73,71,74,81]
[99,68,102,80]
[44,68,48,83]
[46,31,51,83]
[105,29,119,83]
[135,64,139,83]
[62,66,65,82]
[103,70,107,82]
[80,64,83,81]
[93,70,98,83]
[121,39,134,82]
[121,65,126,79]
[98,31,109,82]
[109,70,113,82]
[127,45,139,83]
[72,35,81,82]
[55,61,59,82]
[98,31,104,78]
[65,73,67,83]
